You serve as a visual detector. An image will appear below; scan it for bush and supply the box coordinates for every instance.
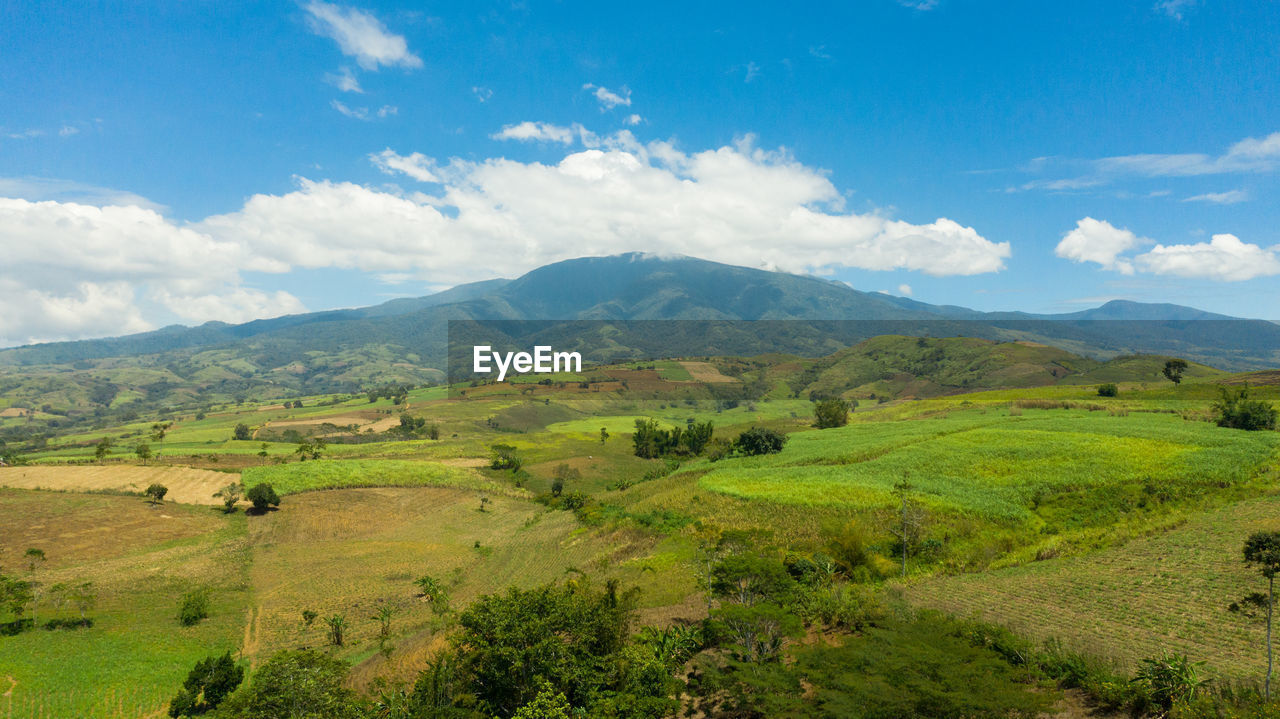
[1097,383,1118,397]
[233,423,251,441]
[733,427,787,456]
[246,483,280,513]
[179,589,210,626]
[1213,384,1278,431]
[813,398,853,428]
[168,651,244,717]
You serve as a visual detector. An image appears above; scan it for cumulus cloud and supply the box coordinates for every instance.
[304,1,422,70]
[190,136,1008,287]
[624,114,643,126]
[1055,218,1144,274]
[582,84,631,110]
[1182,189,1248,204]
[0,133,1011,346]
[491,122,578,144]
[370,149,439,182]
[0,197,301,347]
[897,284,913,296]
[1057,217,1280,282]
[1136,234,1280,281]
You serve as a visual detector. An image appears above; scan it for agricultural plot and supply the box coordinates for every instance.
[0,465,237,505]
[0,490,248,719]
[907,493,1280,681]
[240,458,507,496]
[243,487,684,686]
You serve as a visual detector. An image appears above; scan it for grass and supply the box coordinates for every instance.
[906,492,1280,681]
[241,459,505,496]
[0,490,248,719]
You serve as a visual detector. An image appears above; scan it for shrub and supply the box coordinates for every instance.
[1213,384,1278,431]
[168,651,244,717]
[246,483,280,513]
[813,398,852,429]
[233,423,251,441]
[1097,383,1118,397]
[733,427,787,456]
[179,589,210,626]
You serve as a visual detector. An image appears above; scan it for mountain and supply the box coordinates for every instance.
[0,253,1276,414]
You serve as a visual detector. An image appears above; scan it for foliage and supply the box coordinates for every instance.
[632,418,714,458]
[813,398,853,428]
[1097,383,1118,397]
[145,483,168,504]
[732,426,787,456]
[135,442,152,462]
[512,682,572,719]
[1214,384,1278,431]
[1163,358,1189,384]
[452,578,676,717]
[490,443,523,471]
[213,650,361,719]
[246,482,280,513]
[213,483,242,513]
[232,423,251,441]
[1130,653,1205,713]
[326,613,347,646]
[179,588,210,626]
[167,651,244,717]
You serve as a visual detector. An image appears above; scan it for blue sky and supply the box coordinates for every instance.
[1,0,1278,346]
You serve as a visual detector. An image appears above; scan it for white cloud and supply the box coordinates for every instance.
[1096,132,1280,177]
[0,177,162,210]
[0,133,1011,346]
[1182,189,1248,204]
[897,0,940,9]
[304,1,422,71]
[1156,0,1196,20]
[193,136,1008,287]
[471,86,493,103]
[491,122,578,144]
[1058,217,1280,282]
[5,129,44,140]
[324,66,363,93]
[744,62,761,83]
[1055,217,1144,274]
[1135,234,1280,281]
[897,284,913,296]
[58,125,80,137]
[0,197,301,347]
[624,114,643,126]
[370,149,439,182]
[582,84,631,110]
[330,100,395,121]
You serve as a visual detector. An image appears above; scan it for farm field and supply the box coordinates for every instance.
[906,492,1280,680]
[0,490,248,719]
[0,465,237,505]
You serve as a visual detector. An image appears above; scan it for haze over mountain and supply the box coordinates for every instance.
[1,254,1277,379]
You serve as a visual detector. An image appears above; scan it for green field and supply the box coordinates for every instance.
[241,459,503,496]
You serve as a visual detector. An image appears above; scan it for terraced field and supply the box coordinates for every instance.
[907,493,1280,680]
[0,465,237,505]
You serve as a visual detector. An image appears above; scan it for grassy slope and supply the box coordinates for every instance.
[906,492,1280,681]
[0,490,249,719]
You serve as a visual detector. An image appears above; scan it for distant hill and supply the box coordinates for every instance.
[0,253,1275,417]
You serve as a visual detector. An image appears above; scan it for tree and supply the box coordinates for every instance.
[814,398,853,429]
[24,547,45,572]
[135,442,152,464]
[890,477,927,577]
[257,443,269,459]
[145,483,168,505]
[600,427,609,443]
[93,437,113,462]
[0,574,33,626]
[246,483,280,513]
[1244,531,1280,701]
[326,613,347,646]
[490,444,522,471]
[213,483,241,513]
[22,548,46,626]
[1162,358,1189,385]
[1097,383,1118,397]
[167,651,245,717]
[1214,384,1278,431]
[233,423,251,441]
[733,427,788,456]
[375,605,395,656]
[213,650,360,719]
